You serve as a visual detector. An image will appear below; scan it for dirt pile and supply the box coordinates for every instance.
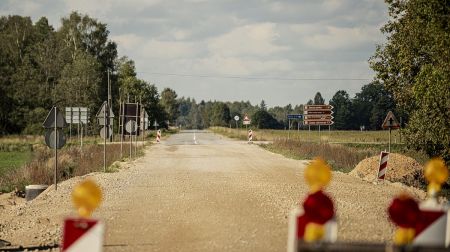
[349,153,425,187]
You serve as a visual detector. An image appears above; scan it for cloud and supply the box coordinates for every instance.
[207,23,289,57]
[0,0,388,106]
[303,25,380,50]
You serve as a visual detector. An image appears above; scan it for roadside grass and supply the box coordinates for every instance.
[0,141,149,193]
[261,139,375,173]
[0,128,179,193]
[210,126,403,143]
[0,151,32,176]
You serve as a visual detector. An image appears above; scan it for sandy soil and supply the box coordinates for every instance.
[0,130,426,251]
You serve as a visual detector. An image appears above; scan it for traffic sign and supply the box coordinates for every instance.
[304,120,334,125]
[43,107,67,128]
[304,115,334,120]
[66,107,89,124]
[125,120,138,133]
[44,129,66,149]
[287,114,303,119]
[304,105,334,111]
[382,111,400,129]
[100,126,112,139]
[234,115,239,121]
[96,102,114,126]
[303,110,333,115]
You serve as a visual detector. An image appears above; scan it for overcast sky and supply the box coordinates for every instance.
[1,0,388,107]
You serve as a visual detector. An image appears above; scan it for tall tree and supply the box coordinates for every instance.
[329,90,353,130]
[160,88,179,125]
[370,0,450,160]
[313,92,325,105]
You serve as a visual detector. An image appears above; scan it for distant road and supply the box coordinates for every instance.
[0,130,425,251]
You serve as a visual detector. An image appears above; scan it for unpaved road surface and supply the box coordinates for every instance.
[0,130,425,251]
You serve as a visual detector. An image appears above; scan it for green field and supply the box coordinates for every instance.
[0,151,32,176]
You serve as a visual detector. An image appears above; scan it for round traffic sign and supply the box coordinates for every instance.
[44,129,66,149]
[125,120,137,133]
[234,115,239,121]
[100,126,112,139]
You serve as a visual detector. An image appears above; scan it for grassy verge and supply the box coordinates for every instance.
[0,129,180,193]
[261,139,375,173]
[0,151,32,176]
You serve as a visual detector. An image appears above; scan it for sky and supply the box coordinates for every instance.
[0,0,388,107]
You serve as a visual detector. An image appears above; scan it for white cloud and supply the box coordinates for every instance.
[207,23,289,57]
[303,26,380,50]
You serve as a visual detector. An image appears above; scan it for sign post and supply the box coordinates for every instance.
[96,102,114,172]
[234,115,240,138]
[43,107,67,190]
[382,111,400,152]
[287,114,303,140]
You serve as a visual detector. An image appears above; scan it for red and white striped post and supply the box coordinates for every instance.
[377,151,389,180]
[156,129,161,143]
[248,129,253,143]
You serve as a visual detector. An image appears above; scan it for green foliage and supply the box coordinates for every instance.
[252,109,282,129]
[160,88,179,125]
[371,0,450,161]
[313,92,325,105]
[329,90,353,130]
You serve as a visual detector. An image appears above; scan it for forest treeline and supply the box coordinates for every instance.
[170,82,400,131]
[0,12,168,135]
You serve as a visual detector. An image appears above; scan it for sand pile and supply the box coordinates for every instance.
[349,153,425,187]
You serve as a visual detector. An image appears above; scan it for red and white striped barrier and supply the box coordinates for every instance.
[414,199,450,247]
[61,219,104,252]
[248,129,253,142]
[156,129,161,143]
[287,207,337,252]
[377,151,389,180]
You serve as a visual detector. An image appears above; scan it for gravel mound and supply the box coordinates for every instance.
[349,153,425,187]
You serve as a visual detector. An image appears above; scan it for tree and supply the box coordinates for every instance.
[329,90,353,130]
[259,100,267,111]
[252,110,281,129]
[160,88,179,125]
[370,0,450,161]
[313,92,325,105]
[211,102,231,127]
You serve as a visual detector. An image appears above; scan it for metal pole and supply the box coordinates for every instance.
[104,102,107,172]
[389,127,391,153]
[135,102,138,155]
[54,106,58,191]
[80,123,83,152]
[288,119,290,140]
[119,100,123,158]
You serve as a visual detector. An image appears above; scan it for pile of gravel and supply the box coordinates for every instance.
[349,153,425,188]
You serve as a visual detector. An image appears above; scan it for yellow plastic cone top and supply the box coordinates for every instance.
[72,179,102,218]
[304,157,332,193]
[394,227,415,245]
[424,157,449,196]
[304,223,325,242]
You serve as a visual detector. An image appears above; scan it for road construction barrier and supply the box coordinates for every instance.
[287,158,337,252]
[377,151,389,180]
[248,129,253,143]
[156,129,161,143]
[61,179,104,252]
[388,157,449,248]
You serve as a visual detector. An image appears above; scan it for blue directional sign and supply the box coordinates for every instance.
[287,114,303,119]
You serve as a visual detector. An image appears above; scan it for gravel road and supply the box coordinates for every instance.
[0,130,426,251]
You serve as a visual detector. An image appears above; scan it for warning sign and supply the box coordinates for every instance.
[382,111,400,129]
[61,218,104,252]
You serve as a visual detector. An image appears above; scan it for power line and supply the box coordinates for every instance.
[136,71,371,81]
